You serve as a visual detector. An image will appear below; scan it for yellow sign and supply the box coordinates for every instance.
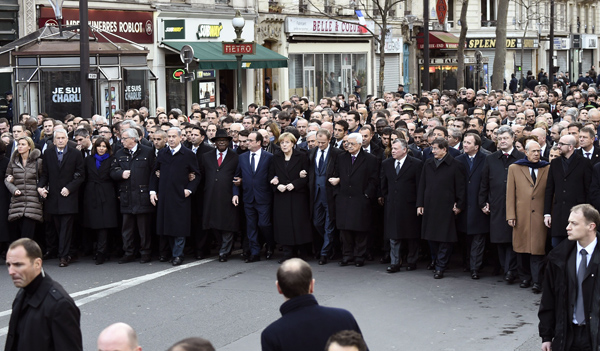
[196,23,223,39]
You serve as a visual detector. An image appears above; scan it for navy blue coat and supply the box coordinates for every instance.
[456,151,490,235]
[234,150,273,205]
[421,146,461,161]
[261,294,365,351]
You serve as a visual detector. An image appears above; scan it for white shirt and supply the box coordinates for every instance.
[363,145,371,153]
[129,144,138,155]
[216,148,228,161]
[573,238,597,323]
[316,146,330,169]
[170,143,182,155]
[250,148,262,172]
[395,155,407,170]
[529,167,538,178]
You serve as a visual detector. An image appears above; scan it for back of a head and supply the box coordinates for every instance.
[325,330,367,351]
[276,258,312,299]
[167,337,215,351]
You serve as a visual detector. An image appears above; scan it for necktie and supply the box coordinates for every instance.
[130,149,134,157]
[576,249,588,324]
[318,150,325,173]
[218,152,223,167]
[192,147,198,154]
[250,153,256,174]
[351,155,356,164]
[531,168,537,184]
[58,150,63,163]
[586,152,591,159]
[504,153,509,159]
[395,161,400,174]
[171,149,175,155]
[468,156,474,171]
[233,144,238,150]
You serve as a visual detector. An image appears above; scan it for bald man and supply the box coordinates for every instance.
[97,323,142,351]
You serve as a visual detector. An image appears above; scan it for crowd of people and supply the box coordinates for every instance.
[0,79,599,285]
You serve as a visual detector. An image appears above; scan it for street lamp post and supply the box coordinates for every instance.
[232,11,245,113]
[47,0,64,36]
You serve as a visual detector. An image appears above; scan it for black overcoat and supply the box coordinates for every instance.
[417,154,467,242]
[380,155,422,240]
[544,152,592,238]
[110,144,156,214]
[308,146,342,221]
[478,149,525,243]
[37,145,84,215]
[151,145,200,237]
[456,151,490,235]
[200,148,240,232]
[269,149,311,245]
[334,149,379,232]
[82,155,118,229]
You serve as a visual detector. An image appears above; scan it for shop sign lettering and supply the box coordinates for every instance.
[125,85,142,101]
[467,38,539,49]
[196,24,223,39]
[51,87,81,103]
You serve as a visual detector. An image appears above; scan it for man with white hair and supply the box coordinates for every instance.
[329,132,379,267]
[37,128,85,266]
[229,122,244,150]
[97,323,142,351]
[531,128,550,160]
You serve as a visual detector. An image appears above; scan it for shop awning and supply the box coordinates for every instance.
[161,41,288,70]
[416,31,460,50]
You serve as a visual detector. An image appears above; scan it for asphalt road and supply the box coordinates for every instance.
[0,253,543,351]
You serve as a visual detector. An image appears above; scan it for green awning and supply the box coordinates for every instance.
[161,41,288,70]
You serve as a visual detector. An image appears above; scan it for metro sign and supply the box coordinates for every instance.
[222,42,256,55]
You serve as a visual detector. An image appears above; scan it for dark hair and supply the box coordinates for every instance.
[276,259,312,299]
[167,337,215,351]
[251,131,264,144]
[431,137,448,150]
[348,110,360,122]
[464,132,482,147]
[73,128,90,139]
[92,137,112,156]
[335,120,349,132]
[432,126,449,137]
[325,330,367,351]
[277,110,292,121]
[571,204,600,230]
[9,238,43,261]
[469,117,484,128]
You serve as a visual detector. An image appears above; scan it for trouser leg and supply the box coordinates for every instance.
[389,239,401,265]
[517,253,532,281]
[136,214,152,255]
[470,234,486,271]
[435,241,453,272]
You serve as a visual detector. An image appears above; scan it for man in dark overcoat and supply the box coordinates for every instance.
[5,238,82,351]
[544,134,592,247]
[110,128,156,264]
[330,132,379,267]
[308,129,342,265]
[456,133,490,279]
[37,128,84,267]
[479,125,525,283]
[200,129,240,262]
[261,259,365,351]
[150,127,200,266]
[380,138,422,273]
[417,138,467,279]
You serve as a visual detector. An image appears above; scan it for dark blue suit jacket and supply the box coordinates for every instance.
[456,151,490,234]
[234,150,273,205]
[261,294,365,351]
[421,145,461,161]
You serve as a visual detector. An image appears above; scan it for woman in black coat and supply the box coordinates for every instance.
[269,132,311,262]
[83,137,118,264]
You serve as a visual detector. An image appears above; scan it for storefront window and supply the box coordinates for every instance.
[289,53,367,102]
[123,68,149,111]
[166,68,186,113]
[42,70,89,120]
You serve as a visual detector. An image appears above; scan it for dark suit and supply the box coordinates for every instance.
[308,145,342,258]
[334,149,379,264]
[261,294,364,351]
[578,146,600,166]
[5,274,82,351]
[421,145,461,161]
[234,150,275,257]
[539,236,600,351]
[380,155,422,267]
[479,148,525,275]
[38,145,85,260]
[544,152,592,244]
[190,142,215,257]
[481,136,497,152]
[457,151,490,272]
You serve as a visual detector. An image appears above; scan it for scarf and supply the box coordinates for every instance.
[513,157,549,169]
[94,153,110,169]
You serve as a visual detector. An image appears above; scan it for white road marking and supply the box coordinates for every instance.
[0,254,224,337]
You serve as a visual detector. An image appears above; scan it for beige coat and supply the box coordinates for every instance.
[506,163,549,255]
[4,149,44,222]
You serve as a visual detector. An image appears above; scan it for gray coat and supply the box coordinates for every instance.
[4,149,43,222]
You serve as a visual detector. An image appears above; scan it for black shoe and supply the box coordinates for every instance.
[380,254,391,264]
[427,261,436,270]
[266,250,274,260]
[406,264,417,271]
[504,271,516,284]
[519,280,531,288]
[195,254,205,260]
[355,260,365,267]
[118,255,135,264]
[532,283,542,294]
[43,251,57,260]
[339,260,350,266]
[140,254,151,263]
[219,255,227,262]
[387,264,400,273]
[172,257,184,266]
[471,270,480,280]
[59,258,69,267]
[245,255,260,263]
[95,253,105,265]
[434,271,444,279]
[159,256,170,262]
[318,256,328,265]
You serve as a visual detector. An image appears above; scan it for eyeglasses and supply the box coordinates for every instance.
[557,142,571,147]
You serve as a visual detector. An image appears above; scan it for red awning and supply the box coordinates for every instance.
[416,31,460,50]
